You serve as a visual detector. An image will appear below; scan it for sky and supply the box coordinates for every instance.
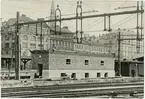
[0,0,143,36]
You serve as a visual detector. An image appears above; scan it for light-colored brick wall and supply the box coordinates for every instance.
[31,50,115,79]
[49,52,114,70]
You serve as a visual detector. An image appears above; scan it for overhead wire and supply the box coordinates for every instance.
[82,2,95,11]
[83,27,137,33]
[112,14,138,29]
[82,18,102,30]
[83,18,103,31]
[111,14,136,28]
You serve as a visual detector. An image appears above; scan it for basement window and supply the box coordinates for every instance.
[100,61,104,66]
[104,73,108,77]
[66,59,71,64]
[61,73,67,77]
[85,60,89,65]
[85,73,89,78]
[97,73,101,77]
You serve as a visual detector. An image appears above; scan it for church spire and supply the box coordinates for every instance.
[50,0,55,27]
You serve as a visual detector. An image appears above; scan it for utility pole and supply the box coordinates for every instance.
[118,28,121,76]
[15,12,20,80]
[40,22,43,50]
[136,1,140,53]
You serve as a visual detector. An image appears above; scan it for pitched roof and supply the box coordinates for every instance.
[6,15,48,28]
[6,15,34,26]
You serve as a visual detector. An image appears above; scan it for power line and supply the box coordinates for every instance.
[83,18,102,31]
[111,14,136,28]
[112,15,138,28]
[83,27,137,33]
[119,0,128,7]
[82,2,95,11]
[85,18,104,30]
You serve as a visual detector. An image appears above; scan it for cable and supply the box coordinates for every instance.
[84,18,104,30]
[83,27,137,33]
[82,2,95,10]
[119,0,128,7]
[83,18,103,31]
[82,18,102,31]
[112,15,138,29]
[111,14,136,28]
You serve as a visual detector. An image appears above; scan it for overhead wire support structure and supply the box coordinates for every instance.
[76,1,83,43]
[15,12,21,80]
[118,28,121,76]
[15,10,144,26]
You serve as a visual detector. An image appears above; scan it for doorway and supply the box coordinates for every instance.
[38,64,43,77]
[131,69,135,77]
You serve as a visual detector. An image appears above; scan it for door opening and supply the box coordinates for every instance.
[38,64,43,77]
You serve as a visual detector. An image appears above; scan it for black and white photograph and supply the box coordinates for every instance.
[0,0,144,98]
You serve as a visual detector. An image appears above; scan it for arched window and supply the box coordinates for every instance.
[31,36,36,41]
[23,35,28,40]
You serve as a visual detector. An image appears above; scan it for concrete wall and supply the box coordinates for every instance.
[48,70,115,79]
[31,69,115,80]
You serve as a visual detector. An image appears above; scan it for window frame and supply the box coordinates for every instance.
[85,60,89,65]
[66,59,71,65]
[100,60,104,66]
[97,73,101,77]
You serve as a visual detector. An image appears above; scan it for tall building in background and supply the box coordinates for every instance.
[49,0,55,27]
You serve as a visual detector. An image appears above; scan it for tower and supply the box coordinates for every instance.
[50,0,55,27]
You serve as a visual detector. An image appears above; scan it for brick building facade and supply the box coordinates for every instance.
[31,50,115,79]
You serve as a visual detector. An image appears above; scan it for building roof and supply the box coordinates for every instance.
[134,56,144,61]
[30,50,114,57]
[6,15,49,28]
[4,15,74,34]
[99,29,143,39]
[50,26,74,34]
[81,39,109,47]
[50,50,114,57]
[6,15,35,26]
[1,55,31,60]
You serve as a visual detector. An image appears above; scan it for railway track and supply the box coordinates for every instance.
[2,81,144,98]
[2,81,143,92]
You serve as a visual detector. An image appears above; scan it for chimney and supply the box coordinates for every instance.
[37,18,44,21]
[63,26,68,29]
